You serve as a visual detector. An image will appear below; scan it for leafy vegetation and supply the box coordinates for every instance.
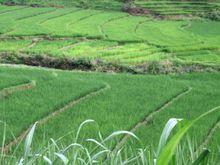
[134,0,220,17]
[0,4,219,67]
[0,66,220,164]
[0,1,220,164]
[0,0,124,10]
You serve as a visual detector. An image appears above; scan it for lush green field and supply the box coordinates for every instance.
[0,65,220,162]
[0,1,220,163]
[0,0,123,10]
[134,0,220,16]
[0,5,219,67]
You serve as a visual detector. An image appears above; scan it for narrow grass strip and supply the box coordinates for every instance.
[196,119,220,154]
[114,87,192,151]
[39,9,81,25]
[157,105,220,165]
[0,7,28,15]
[99,15,129,39]
[0,81,36,100]
[2,83,110,153]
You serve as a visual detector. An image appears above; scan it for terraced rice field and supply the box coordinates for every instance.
[0,4,219,66]
[134,0,220,16]
[0,1,220,163]
[0,65,220,161]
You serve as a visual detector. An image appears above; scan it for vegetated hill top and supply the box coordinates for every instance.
[0,0,124,10]
[0,0,219,13]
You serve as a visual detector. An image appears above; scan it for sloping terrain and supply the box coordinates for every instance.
[0,65,219,161]
[0,5,219,69]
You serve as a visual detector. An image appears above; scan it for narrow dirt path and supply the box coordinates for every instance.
[27,39,39,49]
[114,87,192,151]
[2,83,110,153]
[19,38,41,52]
[196,119,220,154]
[0,81,36,100]
[59,38,90,52]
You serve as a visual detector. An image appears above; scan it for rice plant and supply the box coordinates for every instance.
[2,105,219,164]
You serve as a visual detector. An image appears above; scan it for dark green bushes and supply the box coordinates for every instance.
[1,53,219,74]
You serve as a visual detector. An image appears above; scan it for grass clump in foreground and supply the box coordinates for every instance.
[1,105,220,164]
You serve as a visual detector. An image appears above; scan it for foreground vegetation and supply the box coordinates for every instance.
[2,115,220,164]
[0,65,219,164]
[0,0,220,164]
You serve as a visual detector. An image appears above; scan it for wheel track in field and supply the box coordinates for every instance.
[196,118,220,154]
[113,87,192,151]
[2,83,111,153]
[0,81,36,100]
[99,15,129,39]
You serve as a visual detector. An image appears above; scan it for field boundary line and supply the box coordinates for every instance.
[196,119,220,154]
[19,38,41,52]
[2,83,110,153]
[99,15,129,39]
[27,39,40,49]
[4,9,57,36]
[66,11,104,31]
[59,38,92,51]
[16,9,57,21]
[0,7,28,15]
[0,81,36,100]
[134,19,150,41]
[114,87,192,151]
[39,9,81,24]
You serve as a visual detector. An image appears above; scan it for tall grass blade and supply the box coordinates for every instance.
[55,153,69,165]
[43,156,52,165]
[157,105,220,165]
[50,138,60,150]
[0,121,6,162]
[24,122,38,160]
[86,138,108,150]
[62,143,84,153]
[156,118,182,157]
[103,130,139,143]
[75,119,95,142]
[91,149,110,161]
[192,149,210,165]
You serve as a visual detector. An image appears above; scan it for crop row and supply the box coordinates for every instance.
[1,38,220,65]
[0,65,220,161]
[134,0,220,16]
[0,5,219,46]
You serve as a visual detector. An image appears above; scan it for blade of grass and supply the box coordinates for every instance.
[157,105,220,165]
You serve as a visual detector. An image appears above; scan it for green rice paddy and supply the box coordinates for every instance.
[0,65,220,159]
[0,4,219,66]
[0,1,220,163]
